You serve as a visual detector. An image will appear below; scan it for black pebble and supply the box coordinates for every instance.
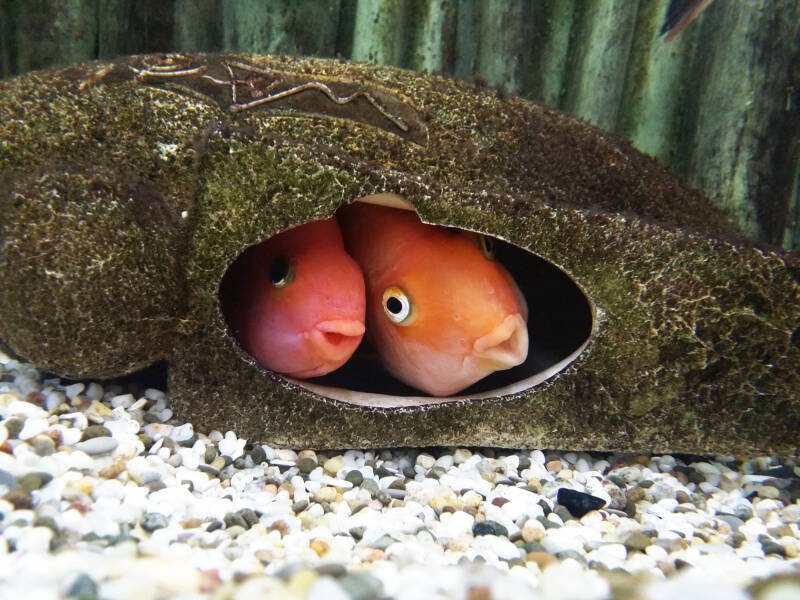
[472,520,509,537]
[557,488,606,517]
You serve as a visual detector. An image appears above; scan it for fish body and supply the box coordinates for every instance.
[224,218,365,379]
[337,198,529,396]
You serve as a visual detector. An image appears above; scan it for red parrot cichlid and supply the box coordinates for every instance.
[337,194,529,396]
[223,218,366,379]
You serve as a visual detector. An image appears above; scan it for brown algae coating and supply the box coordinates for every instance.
[0,54,797,454]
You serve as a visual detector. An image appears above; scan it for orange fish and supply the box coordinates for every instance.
[223,218,366,379]
[337,195,529,396]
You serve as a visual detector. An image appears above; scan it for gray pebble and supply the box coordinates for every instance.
[371,534,397,550]
[249,445,266,464]
[17,472,53,492]
[204,446,218,463]
[339,572,384,600]
[31,435,56,456]
[3,418,24,439]
[733,505,754,521]
[34,515,60,534]
[717,514,745,532]
[344,470,364,486]
[178,435,198,448]
[238,508,259,527]
[536,515,561,530]
[206,520,224,532]
[624,531,652,551]
[297,457,318,474]
[360,479,380,497]
[224,512,249,529]
[316,563,348,577]
[141,512,168,532]
[197,465,221,478]
[758,535,785,557]
[427,466,446,480]
[80,425,111,441]
[74,436,118,455]
[66,572,98,600]
[349,526,366,541]
[0,468,17,491]
[145,480,166,493]
[556,550,588,564]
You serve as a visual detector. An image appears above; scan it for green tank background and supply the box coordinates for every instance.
[1,0,798,250]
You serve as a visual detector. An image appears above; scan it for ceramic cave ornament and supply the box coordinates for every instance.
[0,54,797,454]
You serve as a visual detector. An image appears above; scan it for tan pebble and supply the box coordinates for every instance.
[210,457,226,470]
[526,478,542,493]
[314,486,338,503]
[87,400,113,420]
[466,584,492,600]
[323,455,344,475]
[278,482,293,495]
[310,538,330,557]
[716,520,732,535]
[557,468,574,480]
[526,551,558,570]
[521,520,545,543]
[180,518,204,529]
[199,569,222,593]
[298,511,318,529]
[75,477,94,495]
[98,459,126,479]
[463,491,483,509]
[297,449,317,462]
[263,483,278,495]
[365,548,385,562]
[545,460,563,472]
[781,537,799,558]
[286,570,318,596]
[268,520,290,536]
[758,485,781,499]
[626,488,648,503]
[429,493,458,512]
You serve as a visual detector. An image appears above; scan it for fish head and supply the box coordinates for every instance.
[230,218,366,379]
[367,224,529,396]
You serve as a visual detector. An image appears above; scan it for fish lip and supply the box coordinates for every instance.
[471,313,528,370]
[315,320,366,337]
[294,319,365,374]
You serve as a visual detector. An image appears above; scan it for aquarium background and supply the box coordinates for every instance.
[1,0,798,250]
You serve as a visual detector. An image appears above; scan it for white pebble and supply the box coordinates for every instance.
[5,400,47,419]
[73,436,118,455]
[110,394,135,408]
[63,383,84,399]
[17,417,49,440]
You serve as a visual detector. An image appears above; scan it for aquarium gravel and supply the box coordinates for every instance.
[0,350,798,600]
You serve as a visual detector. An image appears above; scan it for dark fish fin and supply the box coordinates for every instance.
[661,0,715,42]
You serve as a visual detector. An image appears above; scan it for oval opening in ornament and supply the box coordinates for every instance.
[219,197,594,408]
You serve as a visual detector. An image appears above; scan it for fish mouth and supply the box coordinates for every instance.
[472,313,529,370]
[289,319,365,378]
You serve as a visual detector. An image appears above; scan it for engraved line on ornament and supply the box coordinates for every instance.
[131,65,209,80]
[129,60,411,134]
[220,61,410,132]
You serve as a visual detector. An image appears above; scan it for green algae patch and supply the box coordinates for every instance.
[0,54,797,455]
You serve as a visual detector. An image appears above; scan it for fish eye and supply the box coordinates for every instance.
[382,286,413,325]
[269,256,294,288]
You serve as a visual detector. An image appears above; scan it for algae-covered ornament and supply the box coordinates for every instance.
[0,54,797,454]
